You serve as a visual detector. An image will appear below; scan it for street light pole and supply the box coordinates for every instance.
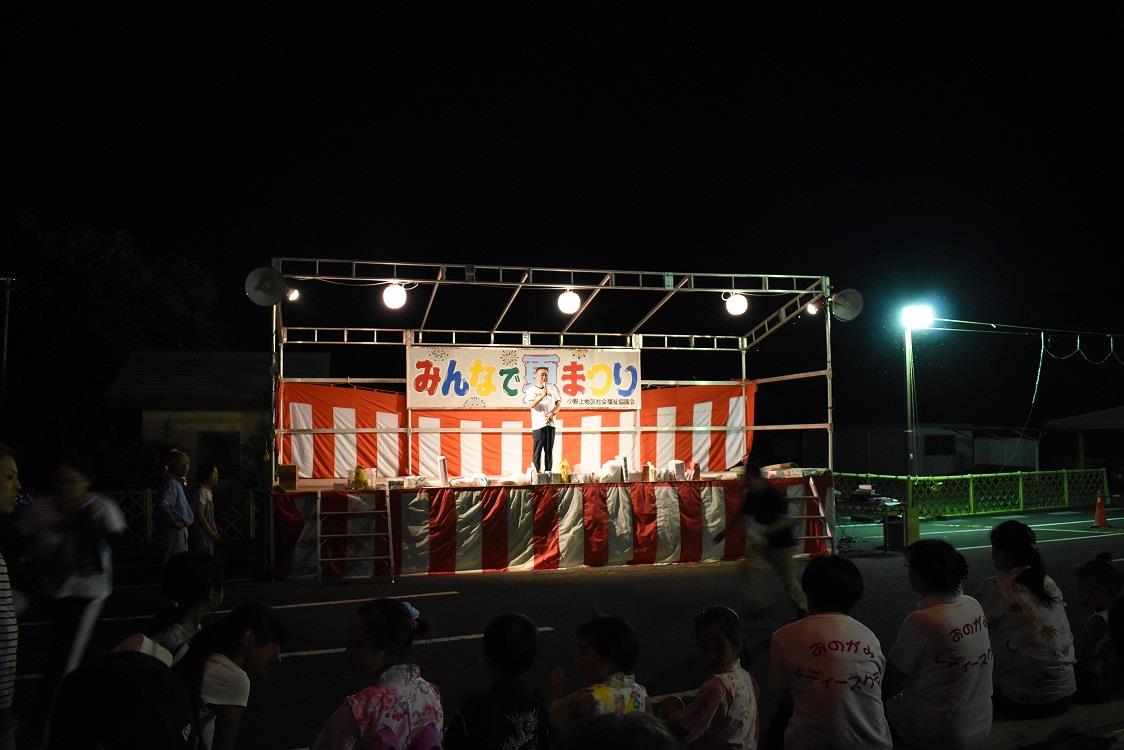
[901,303,935,547]
[904,325,916,478]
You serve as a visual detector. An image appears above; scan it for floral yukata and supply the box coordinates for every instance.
[585,673,648,716]
[312,664,443,750]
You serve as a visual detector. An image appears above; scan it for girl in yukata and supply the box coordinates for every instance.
[311,599,443,750]
[550,616,651,731]
[659,606,759,749]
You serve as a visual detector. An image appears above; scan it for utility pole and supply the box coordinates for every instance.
[0,277,13,407]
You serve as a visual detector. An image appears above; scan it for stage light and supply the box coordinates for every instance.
[558,289,581,314]
[285,287,300,302]
[383,282,407,310]
[806,302,819,315]
[724,293,748,316]
[901,304,934,330]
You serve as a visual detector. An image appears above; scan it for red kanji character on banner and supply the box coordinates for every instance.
[413,360,441,396]
[560,360,586,396]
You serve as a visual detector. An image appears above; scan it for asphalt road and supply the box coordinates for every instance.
[13,507,1124,749]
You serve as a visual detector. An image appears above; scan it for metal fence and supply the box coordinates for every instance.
[834,468,1109,518]
[104,488,262,543]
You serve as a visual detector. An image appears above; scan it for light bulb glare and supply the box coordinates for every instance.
[558,290,581,314]
[383,283,408,310]
[725,293,748,316]
[901,304,935,330]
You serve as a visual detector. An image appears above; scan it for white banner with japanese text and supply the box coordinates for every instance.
[406,345,641,409]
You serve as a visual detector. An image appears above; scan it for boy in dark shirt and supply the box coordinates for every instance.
[445,613,552,750]
[715,465,808,618]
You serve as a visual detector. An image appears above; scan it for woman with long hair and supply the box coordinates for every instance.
[978,520,1076,717]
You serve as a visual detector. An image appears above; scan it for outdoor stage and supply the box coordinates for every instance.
[259,259,842,579]
[271,474,831,579]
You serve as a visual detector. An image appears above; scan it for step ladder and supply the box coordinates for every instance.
[315,489,395,582]
[789,476,835,555]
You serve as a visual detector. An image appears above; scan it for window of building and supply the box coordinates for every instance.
[924,434,956,455]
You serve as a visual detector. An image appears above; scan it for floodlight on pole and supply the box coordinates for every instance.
[723,292,748,316]
[899,302,935,503]
[558,289,581,314]
[285,287,300,302]
[382,282,407,310]
[901,304,935,330]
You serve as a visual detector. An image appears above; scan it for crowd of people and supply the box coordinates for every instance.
[1,442,1123,749]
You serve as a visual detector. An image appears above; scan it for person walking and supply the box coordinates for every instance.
[714,465,808,618]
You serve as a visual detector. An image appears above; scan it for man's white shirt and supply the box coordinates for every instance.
[524,385,560,430]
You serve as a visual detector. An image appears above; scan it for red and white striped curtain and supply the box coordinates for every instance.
[278,383,756,479]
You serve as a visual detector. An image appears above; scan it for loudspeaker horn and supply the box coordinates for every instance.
[831,289,864,322]
[245,267,286,306]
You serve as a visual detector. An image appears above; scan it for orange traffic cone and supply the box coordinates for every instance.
[1091,489,1112,528]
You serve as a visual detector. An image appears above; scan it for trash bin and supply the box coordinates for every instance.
[883,514,905,552]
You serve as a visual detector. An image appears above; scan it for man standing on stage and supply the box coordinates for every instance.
[524,366,561,472]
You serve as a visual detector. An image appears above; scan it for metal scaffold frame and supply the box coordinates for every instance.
[268,258,837,481]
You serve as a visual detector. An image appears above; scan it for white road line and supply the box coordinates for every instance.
[14,621,553,682]
[958,533,1124,551]
[115,577,252,591]
[19,591,460,628]
[213,590,459,616]
[851,516,1124,542]
[280,627,556,659]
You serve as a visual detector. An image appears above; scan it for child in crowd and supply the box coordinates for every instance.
[1073,552,1123,702]
[1102,596,1124,698]
[978,520,1076,717]
[114,551,224,665]
[174,601,287,750]
[445,613,551,750]
[661,606,758,749]
[312,599,443,750]
[551,616,651,726]
[768,555,891,750]
[882,540,992,750]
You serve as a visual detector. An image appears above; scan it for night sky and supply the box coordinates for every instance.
[4,9,1122,432]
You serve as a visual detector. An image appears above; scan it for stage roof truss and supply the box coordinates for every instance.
[277,258,826,345]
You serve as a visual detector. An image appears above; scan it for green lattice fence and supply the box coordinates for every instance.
[835,468,1108,518]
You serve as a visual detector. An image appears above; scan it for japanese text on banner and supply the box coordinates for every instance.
[406,345,641,409]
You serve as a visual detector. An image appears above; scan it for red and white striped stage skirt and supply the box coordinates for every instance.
[272,476,831,579]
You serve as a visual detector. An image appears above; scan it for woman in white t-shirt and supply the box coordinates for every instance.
[883,540,992,750]
[768,555,892,750]
[174,601,287,750]
[978,520,1076,718]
